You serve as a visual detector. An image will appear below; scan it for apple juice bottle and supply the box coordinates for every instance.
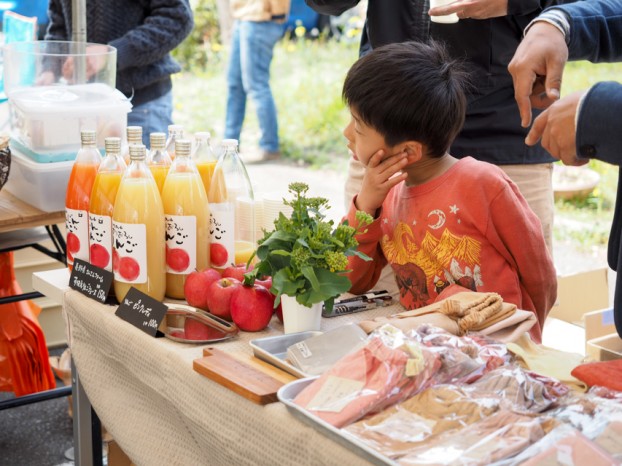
[89,137,126,271]
[112,144,166,302]
[192,131,217,196]
[161,139,210,299]
[65,129,102,271]
[165,124,184,160]
[147,132,172,194]
[208,139,256,269]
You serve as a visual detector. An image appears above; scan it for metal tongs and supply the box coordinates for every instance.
[161,303,239,343]
[322,290,394,317]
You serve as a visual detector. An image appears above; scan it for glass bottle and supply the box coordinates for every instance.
[208,139,256,269]
[165,124,184,160]
[192,131,218,196]
[161,139,210,299]
[147,132,172,194]
[112,144,166,302]
[65,129,102,271]
[89,137,126,271]
[122,125,143,165]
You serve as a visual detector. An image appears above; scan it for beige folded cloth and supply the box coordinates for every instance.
[358,292,536,343]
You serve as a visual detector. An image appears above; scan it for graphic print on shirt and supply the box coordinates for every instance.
[381,206,483,309]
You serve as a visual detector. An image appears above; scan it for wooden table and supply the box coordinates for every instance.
[0,189,65,233]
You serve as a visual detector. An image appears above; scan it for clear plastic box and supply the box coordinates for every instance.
[4,148,73,212]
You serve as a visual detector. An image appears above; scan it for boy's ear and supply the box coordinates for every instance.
[402,141,424,162]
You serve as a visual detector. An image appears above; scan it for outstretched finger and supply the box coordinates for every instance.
[525,110,549,147]
[512,69,537,128]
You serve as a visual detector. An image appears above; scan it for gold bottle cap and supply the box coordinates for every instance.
[126,126,143,144]
[150,132,166,150]
[175,139,192,158]
[129,144,146,161]
[80,129,97,146]
[104,137,121,154]
[168,124,184,136]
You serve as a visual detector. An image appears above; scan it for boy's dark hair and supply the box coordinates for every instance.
[342,40,469,157]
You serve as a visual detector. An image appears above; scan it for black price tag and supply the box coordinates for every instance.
[115,287,168,337]
[69,258,113,304]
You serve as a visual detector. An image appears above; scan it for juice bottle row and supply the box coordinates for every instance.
[65,126,256,303]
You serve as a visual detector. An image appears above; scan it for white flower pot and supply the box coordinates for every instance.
[281,295,322,334]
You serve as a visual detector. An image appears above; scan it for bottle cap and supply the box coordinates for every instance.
[175,139,192,158]
[104,137,121,154]
[222,139,238,148]
[127,126,143,144]
[80,129,97,146]
[195,131,211,140]
[129,144,146,161]
[150,132,166,150]
[168,124,184,136]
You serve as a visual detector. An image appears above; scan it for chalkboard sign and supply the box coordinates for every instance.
[69,258,113,304]
[115,287,168,337]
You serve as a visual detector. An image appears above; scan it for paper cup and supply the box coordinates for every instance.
[429,0,459,24]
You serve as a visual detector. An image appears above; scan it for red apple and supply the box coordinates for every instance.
[90,243,110,269]
[230,284,274,332]
[184,268,221,310]
[118,256,140,281]
[275,301,283,324]
[167,248,190,272]
[210,243,228,267]
[67,232,80,254]
[205,277,241,321]
[184,317,224,340]
[223,263,254,282]
[255,277,272,290]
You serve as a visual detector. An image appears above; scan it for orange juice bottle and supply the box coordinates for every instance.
[208,139,256,269]
[89,137,126,271]
[161,139,210,299]
[112,144,166,302]
[165,124,184,160]
[121,126,143,165]
[65,130,102,271]
[147,132,171,194]
[192,131,217,195]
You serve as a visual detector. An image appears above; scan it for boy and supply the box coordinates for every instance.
[344,41,557,342]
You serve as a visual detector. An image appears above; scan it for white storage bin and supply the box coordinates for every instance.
[8,82,131,160]
[4,148,73,212]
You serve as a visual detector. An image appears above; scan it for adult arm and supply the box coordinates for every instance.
[110,0,194,71]
[44,0,69,40]
[304,0,360,16]
[344,201,387,295]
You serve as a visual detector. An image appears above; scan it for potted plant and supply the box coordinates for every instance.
[246,182,373,333]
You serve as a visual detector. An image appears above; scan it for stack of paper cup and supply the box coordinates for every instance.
[262,192,293,232]
[236,196,258,241]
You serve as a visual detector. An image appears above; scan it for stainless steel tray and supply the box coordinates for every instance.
[249,331,322,378]
[277,378,397,466]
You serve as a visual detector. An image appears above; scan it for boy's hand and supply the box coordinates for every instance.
[355,149,409,216]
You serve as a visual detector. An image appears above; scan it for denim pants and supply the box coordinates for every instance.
[128,89,174,147]
[224,20,283,153]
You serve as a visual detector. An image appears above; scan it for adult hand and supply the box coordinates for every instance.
[355,149,409,216]
[428,0,508,20]
[525,90,588,166]
[508,22,568,128]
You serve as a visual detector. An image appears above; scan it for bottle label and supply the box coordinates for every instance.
[209,202,235,268]
[112,221,147,283]
[66,208,89,267]
[165,215,196,274]
[89,213,113,271]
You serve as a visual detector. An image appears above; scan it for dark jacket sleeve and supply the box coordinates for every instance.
[304,0,360,16]
[109,0,194,71]
[549,0,622,61]
[45,0,69,40]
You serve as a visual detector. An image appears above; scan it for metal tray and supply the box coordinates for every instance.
[277,378,397,466]
[249,331,322,378]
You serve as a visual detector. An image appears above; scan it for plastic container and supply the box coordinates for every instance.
[3,148,73,212]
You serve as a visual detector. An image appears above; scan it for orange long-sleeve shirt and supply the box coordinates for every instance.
[346,157,557,342]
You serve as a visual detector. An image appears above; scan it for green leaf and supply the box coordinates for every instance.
[297,269,351,306]
[301,265,320,290]
[273,269,305,296]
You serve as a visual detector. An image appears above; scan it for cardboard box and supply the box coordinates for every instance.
[107,440,135,466]
[584,308,617,342]
[586,333,622,361]
[549,268,610,326]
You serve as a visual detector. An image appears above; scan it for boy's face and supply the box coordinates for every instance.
[343,109,393,167]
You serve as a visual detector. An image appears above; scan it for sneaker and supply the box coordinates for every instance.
[261,150,281,161]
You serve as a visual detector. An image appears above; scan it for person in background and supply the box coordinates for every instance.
[43,0,194,146]
[507,0,622,337]
[343,41,556,343]
[224,0,290,161]
[307,0,579,257]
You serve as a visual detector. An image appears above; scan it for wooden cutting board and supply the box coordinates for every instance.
[193,347,296,404]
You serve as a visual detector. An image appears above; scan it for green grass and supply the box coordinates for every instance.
[172,39,622,251]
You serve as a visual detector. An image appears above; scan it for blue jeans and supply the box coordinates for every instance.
[128,90,174,146]
[225,21,283,153]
